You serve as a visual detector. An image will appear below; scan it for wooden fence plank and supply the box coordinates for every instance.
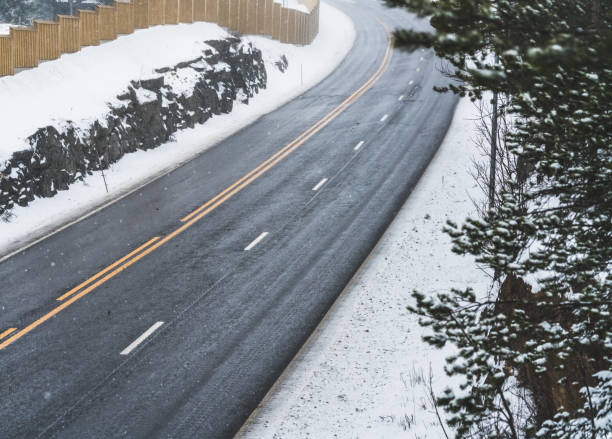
[35,21,60,60]
[246,0,257,34]
[58,15,81,53]
[288,9,296,43]
[149,0,165,26]
[279,7,289,43]
[295,11,300,44]
[218,0,230,26]
[97,5,118,40]
[228,0,239,30]
[0,36,14,76]
[133,0,149,29]
[239,0,248,33]
[79,10,100,46]
[10,27,38,68]
[164,0,179,24]
[272,2,281,40]
[179,0,194,23]
[115,1,135,34]
[194,0,207,21]
[263,0,273,35]
[205,0,218,22]
[256,0,265,34]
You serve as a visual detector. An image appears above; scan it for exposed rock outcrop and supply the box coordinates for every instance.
[0,37,276,217]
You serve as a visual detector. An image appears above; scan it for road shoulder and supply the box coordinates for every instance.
[238,97,491,438]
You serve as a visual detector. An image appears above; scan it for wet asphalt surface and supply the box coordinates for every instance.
[0,1,457,437]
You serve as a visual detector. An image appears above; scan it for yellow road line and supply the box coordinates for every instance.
[56,237,161,301]
[180,96,350,222]
[181,30,393,223]
[181,45,394,227]
[0,328,17,340]
[0,22,394,352]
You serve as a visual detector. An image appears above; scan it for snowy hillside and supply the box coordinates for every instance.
[0,12,338,162]
[0,2,355,256]
[0,23,228,162]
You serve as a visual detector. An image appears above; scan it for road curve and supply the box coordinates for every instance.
[0,0,457,437]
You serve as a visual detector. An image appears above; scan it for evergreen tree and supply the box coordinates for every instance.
[0,0,36,24]
[0,0,116,24]
[386,0,612,437]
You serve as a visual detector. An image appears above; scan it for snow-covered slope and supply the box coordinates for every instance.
[239,98,491,439]
[0,2,355,256]
[0,23,227,162]
[0,7,335,163]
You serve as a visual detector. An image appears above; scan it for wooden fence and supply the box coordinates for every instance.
[0,0,320,77]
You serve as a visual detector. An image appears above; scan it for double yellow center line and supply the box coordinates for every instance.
[0,21,393,352]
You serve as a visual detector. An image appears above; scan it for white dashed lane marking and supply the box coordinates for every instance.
[245,232,269,251]
[312,178,328,191]
[120,321,164,356]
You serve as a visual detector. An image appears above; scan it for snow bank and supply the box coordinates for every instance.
[0,22,227,162]
[274,0,310,13]
[0,2,354,256]
[238,98,491,439]
[0,24,9,34]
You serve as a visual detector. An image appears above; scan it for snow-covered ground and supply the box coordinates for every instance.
[0,5,345,162]
[238,98,491,439]
[1,23,226,160]
[0,2,354,257]
[0,24,9,34]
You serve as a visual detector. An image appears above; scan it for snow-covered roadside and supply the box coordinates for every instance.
[0,2,355,256]
[238,98,491,439]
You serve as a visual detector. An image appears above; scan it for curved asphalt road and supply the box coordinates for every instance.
[0,0,457,437]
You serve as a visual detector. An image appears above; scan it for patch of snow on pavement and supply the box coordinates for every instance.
[0,2,355,256]
[238,98,491,439]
